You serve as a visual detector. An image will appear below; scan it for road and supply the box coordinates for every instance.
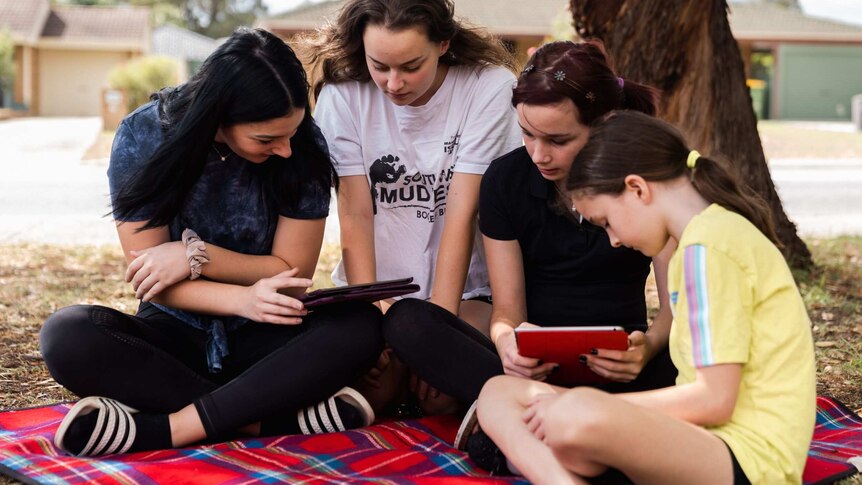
[770,158,862,237]
[0,117,859,246]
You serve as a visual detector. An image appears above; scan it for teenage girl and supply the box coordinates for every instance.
[303,0,522,412]
[477,110,816,485]
[40,28,383,456]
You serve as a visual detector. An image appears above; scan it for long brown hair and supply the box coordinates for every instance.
[300,0,517,99]
[567,111,779,244]
[513,40,659,124]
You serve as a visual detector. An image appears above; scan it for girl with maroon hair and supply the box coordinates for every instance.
[383,40,677,463]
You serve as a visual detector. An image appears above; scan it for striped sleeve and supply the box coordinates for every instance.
[683,245,714,366]
[681,244,751,368]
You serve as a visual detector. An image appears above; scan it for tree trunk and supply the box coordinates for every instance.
[570,0,813,269]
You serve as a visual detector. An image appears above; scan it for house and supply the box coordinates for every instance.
[151,23,219,82]
[729,2,862,120]
[257,0,570,63]
[0,0,149,117]
[259,0,862,121]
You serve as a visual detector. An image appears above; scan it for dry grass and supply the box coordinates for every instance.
[1,239,859,411]
[0,238,862,485]
[759,121,862,160]
[0,240,860,483]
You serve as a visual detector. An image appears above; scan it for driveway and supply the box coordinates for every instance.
[0,117,859,246]
[0,117,117,245]
[770,157,862,237]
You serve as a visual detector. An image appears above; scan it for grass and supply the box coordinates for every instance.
[0,240,860,483]
[759,121,862,159]
[1,239,860,412]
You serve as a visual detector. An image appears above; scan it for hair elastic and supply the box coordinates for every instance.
[182,228,210,280]
[617,77,624,89]
[686,150,701,169]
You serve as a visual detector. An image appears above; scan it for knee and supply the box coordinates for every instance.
[322,301,384,352]
[478,375,519,402]
[381,298,435,348]
[40,305,98,381]
[544,387,615,454]
[476,375,528,427]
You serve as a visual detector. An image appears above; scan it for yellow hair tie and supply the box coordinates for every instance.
[686,150,701,169]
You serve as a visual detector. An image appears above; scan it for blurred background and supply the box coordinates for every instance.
[1,0,861,123]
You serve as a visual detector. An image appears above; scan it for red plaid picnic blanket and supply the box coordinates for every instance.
[0,404,524,484]
[803,396,862,485]
[0,396,859,484]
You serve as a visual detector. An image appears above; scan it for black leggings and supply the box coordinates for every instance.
[40,301,384,439]
[382,298,677,404]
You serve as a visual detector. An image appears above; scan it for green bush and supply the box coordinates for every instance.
[0,28,14,90]
[108,55,178,111]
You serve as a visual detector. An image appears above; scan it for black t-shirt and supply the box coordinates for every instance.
[479,147,651,330]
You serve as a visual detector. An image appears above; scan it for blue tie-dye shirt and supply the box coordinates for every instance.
[107,100,330,372]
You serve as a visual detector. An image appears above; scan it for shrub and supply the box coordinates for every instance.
[108,55,178,111]
[0,29,14,89]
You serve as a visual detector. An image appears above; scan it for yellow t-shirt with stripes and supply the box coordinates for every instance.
[668,204,815,484]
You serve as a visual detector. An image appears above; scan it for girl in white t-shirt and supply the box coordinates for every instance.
[303,0,522,414]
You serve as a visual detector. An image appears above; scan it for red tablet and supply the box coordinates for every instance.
[515,326,628,386]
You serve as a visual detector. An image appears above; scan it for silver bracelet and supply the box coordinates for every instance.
[182,228,210,280]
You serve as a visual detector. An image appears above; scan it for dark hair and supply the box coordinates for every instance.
[112,27,337,229]
[301,0,517,98]
[567,111,778,244]
[513,40,659,124]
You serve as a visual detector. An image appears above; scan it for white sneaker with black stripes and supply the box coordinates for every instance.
[297,387,374,434]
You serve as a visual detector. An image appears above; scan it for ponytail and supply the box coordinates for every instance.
[619,80,659,118]
[568,111,778,245]
[689,155,779,245]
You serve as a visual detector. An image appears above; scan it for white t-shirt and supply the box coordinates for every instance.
[315,64,522,300]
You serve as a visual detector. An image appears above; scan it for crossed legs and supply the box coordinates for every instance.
[478,375,736,485]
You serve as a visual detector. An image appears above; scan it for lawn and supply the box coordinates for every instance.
[1,239,860,412]
[759,121,862,160]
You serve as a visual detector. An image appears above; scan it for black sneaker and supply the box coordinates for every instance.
[466,429,512,476]
[297,387,374,434]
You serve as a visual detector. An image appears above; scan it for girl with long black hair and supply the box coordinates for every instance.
[39,28,383,456]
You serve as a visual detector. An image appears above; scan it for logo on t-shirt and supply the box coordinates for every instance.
[368,153,454,222]
[369,154,407,215]
[443,133,461,154]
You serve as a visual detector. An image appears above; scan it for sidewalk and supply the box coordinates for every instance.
[0,117,117,245]
[0,117,860,246]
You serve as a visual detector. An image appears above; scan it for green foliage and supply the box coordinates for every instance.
[130,0,268,37]
[548,6,577,42]
[108,55,178,111]
[0,29,14,89]
[53,0,268,37]
[54,0,118,5]
[148,2,185,28]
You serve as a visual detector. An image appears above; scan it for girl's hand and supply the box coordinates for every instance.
[582,330,652,382]
[238,268,311,324]
[495,323,559,380]
[522,392,559,441]
[126,241,189,301]
[362,348,393,389]
[410,372,440,401]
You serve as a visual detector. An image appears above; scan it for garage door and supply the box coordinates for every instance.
[39,49,128,117]
[778,44,862,120]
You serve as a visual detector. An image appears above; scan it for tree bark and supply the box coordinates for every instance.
[570,0,813,269]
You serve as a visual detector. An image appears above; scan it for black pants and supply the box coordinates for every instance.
[40,301,384,439]
[383,298,677,404]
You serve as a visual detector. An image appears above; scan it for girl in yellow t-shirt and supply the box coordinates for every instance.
[475,111,815,485]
